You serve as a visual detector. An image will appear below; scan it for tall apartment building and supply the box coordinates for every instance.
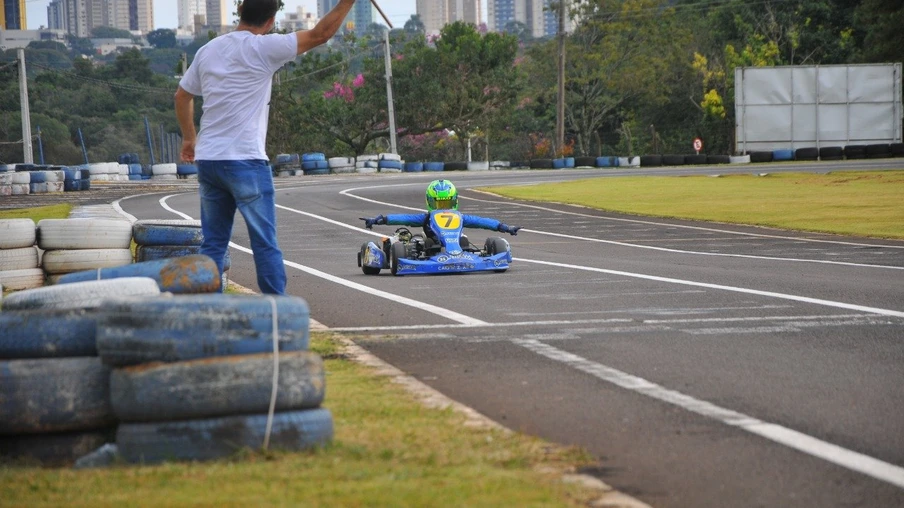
[416,0,482,36]
[317,0,373,35]
[487,0,572,38]
[178,0,206,31]
[205,0,228,28]
[1,0,27,29]
[44,0,152,37]
[281,6,316,32]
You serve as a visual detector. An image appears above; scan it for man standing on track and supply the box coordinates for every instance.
[175,0,356,294]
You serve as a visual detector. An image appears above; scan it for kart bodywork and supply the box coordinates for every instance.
[357,210,512,276]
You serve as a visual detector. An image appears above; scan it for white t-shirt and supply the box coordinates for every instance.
[179,30,297,161]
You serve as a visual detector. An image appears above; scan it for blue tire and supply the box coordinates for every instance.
[424,162,444,171]
[132,220,203,246]
[117,408,333,464]
[404,162,424,172]
[96,294,311,366]
[111,351,325,422]
[0,357,114,434]
[378,160,403,170]
[0,309,98,358]
[176,164,198,175]
[301,152,326,162]
[56,254,221,294]
[135,246,231,271]
[772,149,794,161]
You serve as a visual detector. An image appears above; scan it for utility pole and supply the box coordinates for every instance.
[18,49,34,164]
[556,0,566,156]
[383,28,398,154]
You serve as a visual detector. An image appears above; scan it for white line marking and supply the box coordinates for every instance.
[514,339,904,490]
[339,186,904,269]
[517,258,904,318]
[467,192,904,250]
[159,196,486,326]
[152,194,903,490]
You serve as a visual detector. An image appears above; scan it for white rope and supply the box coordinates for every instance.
[262,296,280,450]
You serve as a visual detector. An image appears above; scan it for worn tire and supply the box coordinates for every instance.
[2,277,160,311]
[132,220,203,246]
[795,147,819,161]
[111,351,325,422]
[0,219,36,249]
[0,308,98,358]
[360,243,380,275]
[116,408,333,464]
[684,154,708,165]
[37,219,132,250]
[41,248,133,275]
[662,154,686,166]
[96,294,310,367]
[0,357,114,434]
[0,246,39,271]
[56,254,220,294]
[749,151,773,163]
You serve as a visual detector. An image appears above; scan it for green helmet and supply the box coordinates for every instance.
[425,179,458,211]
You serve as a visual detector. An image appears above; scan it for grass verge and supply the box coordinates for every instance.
[0,204,71,223]
[0,205,604,507]
[0,333,601,507]
[484,170,904,239]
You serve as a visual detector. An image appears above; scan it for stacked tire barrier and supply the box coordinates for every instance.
[131,219,230,290]
[328,156,355,174]
[96,294,333,464]
[38,219,133,285]
[0,278,162,466]
[150,163,178,181]
[273,153,302,177]
[176,164,198,180]
[302,153,330,176]
[377,153,404,173]
[0,219,43,291]
[356,154,379,174]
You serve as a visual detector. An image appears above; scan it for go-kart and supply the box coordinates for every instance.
[357,210,512,276]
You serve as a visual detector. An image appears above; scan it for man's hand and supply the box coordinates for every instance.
[180,139,195,163]
[361,215,386,229]
[497,223,521,236]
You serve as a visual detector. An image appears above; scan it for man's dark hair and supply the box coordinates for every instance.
[239,0,283,26]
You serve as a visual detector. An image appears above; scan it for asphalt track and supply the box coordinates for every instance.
[119,160,904,508]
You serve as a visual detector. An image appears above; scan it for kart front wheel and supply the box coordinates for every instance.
[359,243,381,275]
[390,242,407,276]
[485,237,510,273]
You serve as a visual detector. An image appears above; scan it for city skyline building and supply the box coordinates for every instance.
[487,0,572,38]
[177,0,205,31]
[416,0,482,36]
[316,0,373,35]
[2,0,27,29]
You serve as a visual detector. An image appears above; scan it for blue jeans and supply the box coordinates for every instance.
[197,160,286,295]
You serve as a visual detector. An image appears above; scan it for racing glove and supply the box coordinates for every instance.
[361,215,386,229]
[497,223,521,236]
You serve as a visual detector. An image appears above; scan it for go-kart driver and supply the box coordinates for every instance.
[361,180,521,244]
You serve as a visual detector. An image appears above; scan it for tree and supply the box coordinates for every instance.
[404,15,425,35]
[112,48,153,83]
[853,0,904,62]
[92,26,132,39]
[67,36,95,57]
[147,29,177,49]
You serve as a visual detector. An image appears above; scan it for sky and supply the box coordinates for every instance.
[26,0,417,31]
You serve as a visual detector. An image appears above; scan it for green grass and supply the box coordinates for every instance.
[484,170,904,239]
[0,333,600,507]
[0,204,71,223]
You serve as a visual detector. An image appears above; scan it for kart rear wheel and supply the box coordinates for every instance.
[360,243,380,275]
[390,242,407,276]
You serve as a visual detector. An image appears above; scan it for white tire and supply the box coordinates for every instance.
[729,155,751,164]
[356,154,378,162]
[41,248,133,275]
[0,268,45,291]
[37,219,133,250]
[0,246,40,271]
[0,185,10,196]
[2,277,160,311]
[0,173,11,185]
[356,166,377,174]
[47,182,64,192]
[44,170,65,183]
[330,165,355,174]
[151,164,177,175]
[467,161,490,171]
[10,172,29,184]
[0,219,37,249]
[379,153,402,162]
[328,157,354,167]
[11,184,29,195]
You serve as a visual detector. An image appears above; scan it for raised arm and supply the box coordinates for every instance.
[295,0,357,55]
